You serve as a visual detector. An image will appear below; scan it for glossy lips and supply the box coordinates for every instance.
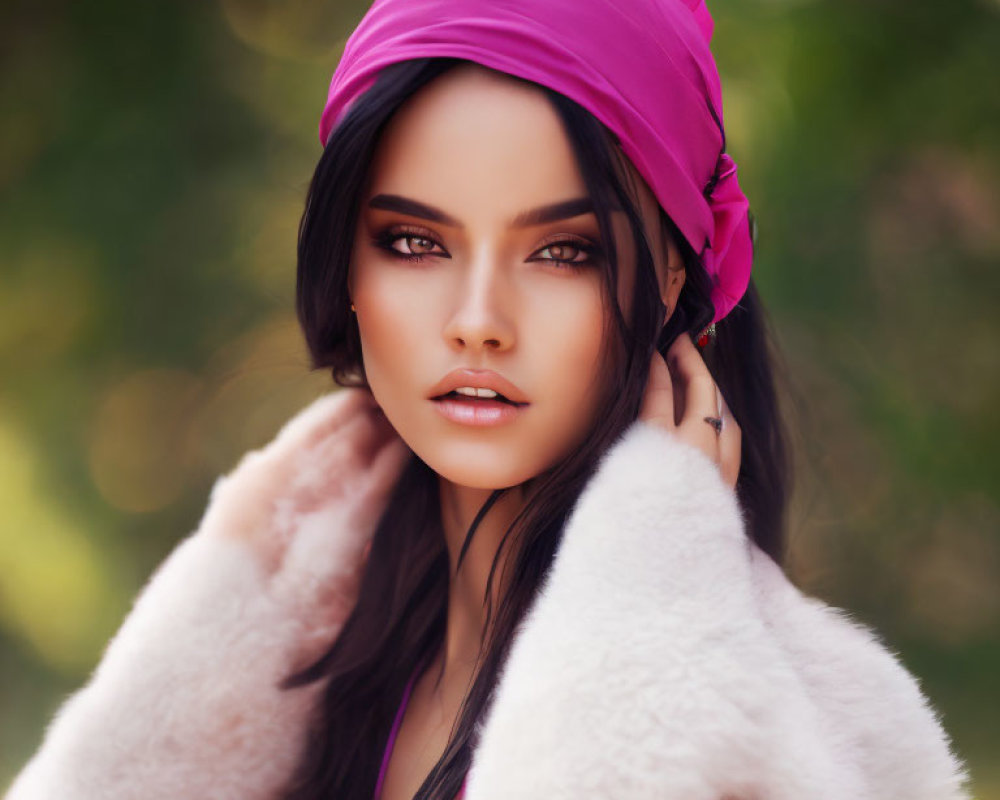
[432,394,527,426]
[429,367,529,427]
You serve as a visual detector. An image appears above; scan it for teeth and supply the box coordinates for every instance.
[454,386,500,399]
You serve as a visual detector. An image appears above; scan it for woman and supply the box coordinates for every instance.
[5,1,971,799]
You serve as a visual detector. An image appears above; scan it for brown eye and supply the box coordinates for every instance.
[396,235,437,256]
[372,228,449,263]
[531,238,601,271]
[539,242,584,262]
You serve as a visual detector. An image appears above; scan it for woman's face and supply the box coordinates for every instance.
[348,64,675,490]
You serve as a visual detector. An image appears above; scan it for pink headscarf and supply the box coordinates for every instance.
[319,0,752,324]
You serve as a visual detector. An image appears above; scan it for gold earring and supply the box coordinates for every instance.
[350,302,356,312]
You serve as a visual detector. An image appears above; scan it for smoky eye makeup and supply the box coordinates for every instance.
[369,222,606,271]
[529,234,605,270]
[370,224,448,262]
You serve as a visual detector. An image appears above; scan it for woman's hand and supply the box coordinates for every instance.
[639,333,741,489]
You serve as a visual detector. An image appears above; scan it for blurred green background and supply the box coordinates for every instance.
[1,0,997,793]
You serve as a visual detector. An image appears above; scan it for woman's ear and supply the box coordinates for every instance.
[659,229,686,326]
[615,148,686,326]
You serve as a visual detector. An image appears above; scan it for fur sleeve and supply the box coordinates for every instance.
[464,420,972,800]
[5,493,334,799]
[5,389,394,800]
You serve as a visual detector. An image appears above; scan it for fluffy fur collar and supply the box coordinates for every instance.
[6,395,972,799]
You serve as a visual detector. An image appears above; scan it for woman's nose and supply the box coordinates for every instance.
[441,252,515,352]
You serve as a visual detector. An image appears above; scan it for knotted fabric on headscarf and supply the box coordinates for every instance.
[319,0,753,324]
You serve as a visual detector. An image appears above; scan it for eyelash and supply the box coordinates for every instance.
[371,226,603,272]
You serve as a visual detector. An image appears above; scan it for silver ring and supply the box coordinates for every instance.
[703,416,723,435]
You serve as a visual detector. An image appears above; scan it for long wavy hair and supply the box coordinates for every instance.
[279,56,792,799]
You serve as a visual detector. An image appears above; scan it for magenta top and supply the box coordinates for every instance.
[374,656,467,800]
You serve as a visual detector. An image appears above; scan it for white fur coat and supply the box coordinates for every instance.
[5,393,972,799]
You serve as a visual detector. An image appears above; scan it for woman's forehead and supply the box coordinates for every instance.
[366,65,589,211]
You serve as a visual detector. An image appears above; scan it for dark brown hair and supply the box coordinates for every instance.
[280,57,791,799]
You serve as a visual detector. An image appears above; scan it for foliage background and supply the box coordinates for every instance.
[1,0,997,793]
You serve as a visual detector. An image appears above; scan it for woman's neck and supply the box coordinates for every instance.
[431,478,528,695]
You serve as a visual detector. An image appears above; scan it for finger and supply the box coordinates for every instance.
[667,334,721,426]
[718,391,741,489]
[640,349,676,430]
[665,337,720,461]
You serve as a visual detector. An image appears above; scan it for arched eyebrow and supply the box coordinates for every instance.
[367,193,595,229]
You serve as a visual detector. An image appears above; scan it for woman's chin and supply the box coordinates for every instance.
[407,440,540,490]
[426,458,534,491]
[389,406,580,489]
